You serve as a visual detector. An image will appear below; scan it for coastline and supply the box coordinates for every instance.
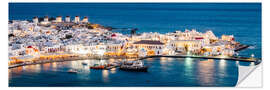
[8,47,261,69]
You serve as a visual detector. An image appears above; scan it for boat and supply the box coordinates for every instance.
[109,62,121,67]
[104,66,116,70]
[67,69,78,73]
[122,60,134,65]
[82,62,88,65]
[119,60,148,72]
[120,65,148,72]
[90,64,106,69]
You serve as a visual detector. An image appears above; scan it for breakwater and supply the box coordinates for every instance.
[139,55,261,64]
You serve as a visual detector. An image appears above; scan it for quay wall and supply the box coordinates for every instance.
[9,44,260,69]
[139,55,261,64]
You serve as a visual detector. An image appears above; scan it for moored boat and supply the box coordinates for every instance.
[119,60,148,72]
[109,62,121,67]
[120,65,148,72]
[82,62,88,65]
[90,64,106,69]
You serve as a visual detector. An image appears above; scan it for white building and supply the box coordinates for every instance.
[74,16,80,23]
[65,16,70,22]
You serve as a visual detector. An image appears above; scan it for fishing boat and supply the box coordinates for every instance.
[120,60,148,72]
[90,64,105,69]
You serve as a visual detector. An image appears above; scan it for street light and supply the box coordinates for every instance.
[251,53,255,58]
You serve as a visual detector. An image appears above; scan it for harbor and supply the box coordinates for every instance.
[9,56,253,87]
[8,3,261,87]
[8,52,261,69]
[8,15,261,69]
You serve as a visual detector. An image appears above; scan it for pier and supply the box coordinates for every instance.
[8,54,261,69]
[235,44,250,52]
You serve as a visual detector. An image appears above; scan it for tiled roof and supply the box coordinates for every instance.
[133,40,164,45]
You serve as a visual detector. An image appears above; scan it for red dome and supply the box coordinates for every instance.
[195,37,204,40]
[27,46,33,48]
[111,34,116,37]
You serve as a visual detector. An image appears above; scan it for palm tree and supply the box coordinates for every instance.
[184,44,189,52]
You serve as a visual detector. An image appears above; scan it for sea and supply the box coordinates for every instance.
[8,3,261,87]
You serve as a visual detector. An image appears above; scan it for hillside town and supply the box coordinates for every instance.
[8,16,242,65]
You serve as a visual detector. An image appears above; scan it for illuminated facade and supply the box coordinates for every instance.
[132,40,164,56]
[44,16,49,22]
[74,16,80,23]
[221,35,234,41]
[56,16,62,22]
[65,16,70,22]
[82,17,88,23]
[33,17,38,24]
[8,16,243,65]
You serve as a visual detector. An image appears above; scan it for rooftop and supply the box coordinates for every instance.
[133,40,164,45]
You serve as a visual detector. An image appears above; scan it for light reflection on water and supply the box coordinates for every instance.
[197,59,215,86]
[250,62,255,66]
[184,58,193,68]
[9,58,255,86]
[219,59,226,70]
[102,70,109,82]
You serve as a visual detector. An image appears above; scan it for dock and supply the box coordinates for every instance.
[235,44,250,52]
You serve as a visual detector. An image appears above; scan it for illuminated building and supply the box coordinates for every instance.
[221,35,234,41]
[32,17,38,24]
[74,16,80,23]
[44,16,49,22]
[56,16,62,22]
[172,40,201,53]
[105,43,123,56]
[82,16,88,23]
[25,46,39,56]
[132,40,164,56]
[40,16,50,25]
[65,16,70,22]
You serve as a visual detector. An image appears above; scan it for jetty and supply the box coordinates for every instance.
[235,44,250,52]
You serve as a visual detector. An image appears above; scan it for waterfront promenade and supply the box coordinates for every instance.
[8,43,258,69]
[8,53,261,69]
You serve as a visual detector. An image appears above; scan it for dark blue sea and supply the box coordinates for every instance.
[8,3,261,87]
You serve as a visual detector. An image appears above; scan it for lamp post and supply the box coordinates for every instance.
[251,53,255,59]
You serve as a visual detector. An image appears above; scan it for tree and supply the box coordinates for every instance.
[65,34,73,39]
[8,34,15,38]
[184,45,189,52]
